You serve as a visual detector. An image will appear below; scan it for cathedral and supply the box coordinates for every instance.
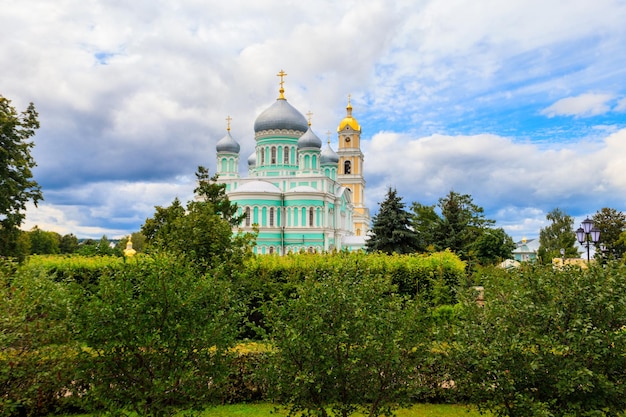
[215,71,370,254]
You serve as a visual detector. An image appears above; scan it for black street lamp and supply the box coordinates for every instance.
[576,217,600,262]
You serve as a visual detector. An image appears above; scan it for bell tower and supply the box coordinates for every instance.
[337,95,370,237]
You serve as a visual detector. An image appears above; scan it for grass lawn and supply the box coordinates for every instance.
[62,403,485,416]
[198,403,484,416]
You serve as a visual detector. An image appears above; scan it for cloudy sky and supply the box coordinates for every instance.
[3,0,626,241]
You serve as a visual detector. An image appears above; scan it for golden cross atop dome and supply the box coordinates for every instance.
[277,69,287,99]
[347,93,352,108]
[306,110,313,126]
[226,115,232,131]
[326,130,331,145]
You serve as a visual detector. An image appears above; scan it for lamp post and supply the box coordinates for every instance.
[575,217,600,262]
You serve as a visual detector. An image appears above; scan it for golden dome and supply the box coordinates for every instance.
[337,96,361,132]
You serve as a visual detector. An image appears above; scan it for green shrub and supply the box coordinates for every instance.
[73,253,244,417]
[0,260,82,417]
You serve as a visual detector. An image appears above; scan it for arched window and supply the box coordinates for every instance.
[269,207,275,226]
[284,146,289,164]
[271,146,277,164]
[260,149,265,165]
[308,246,315,254]
[309,207,314,227]
[245,207,251,226]
[269,246,274,254]
[344,160,351,174]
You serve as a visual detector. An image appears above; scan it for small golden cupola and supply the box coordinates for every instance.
[337,94,361,132]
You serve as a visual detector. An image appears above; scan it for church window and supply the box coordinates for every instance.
[344,160,351,174]
[269,207,275,226]
[284,147,290,164]
[260,149,265,165]
[269,246,274,254]
[271,146,277,164]
[245,207,251,226]
[309,207,314,227]
[308,246,315,254]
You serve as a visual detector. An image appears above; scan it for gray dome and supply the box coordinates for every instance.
[247,151,256,167]
[297,127,322,149]
[320,142,339,164]
[254,99,308,133]
[216,131,240,153]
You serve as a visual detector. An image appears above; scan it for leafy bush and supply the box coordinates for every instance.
[73,253,244,417]
[0,260,82,417]
[452,263,626,416]
[262,255,431,417]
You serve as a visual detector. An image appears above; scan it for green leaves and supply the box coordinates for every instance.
[452,263,626,416]
[0,96,43,258]
[263,256,426,416]
[74,253,244,417]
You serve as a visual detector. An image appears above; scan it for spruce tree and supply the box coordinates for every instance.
[366,187,418,254]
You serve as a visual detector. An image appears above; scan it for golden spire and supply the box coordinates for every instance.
[306,110,313,126]
[277,69,287,99]
[326,130,331,145]
[226,115,232,132]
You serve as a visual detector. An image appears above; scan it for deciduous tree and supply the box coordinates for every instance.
[537,208,578,263]
[592,207,625,261]
[0,96,42,258]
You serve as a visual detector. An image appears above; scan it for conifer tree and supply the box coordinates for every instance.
[366,187,418,254]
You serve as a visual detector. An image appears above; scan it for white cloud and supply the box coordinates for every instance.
[541,93,614,118]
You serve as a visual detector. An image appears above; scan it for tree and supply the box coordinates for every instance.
[264,254,426,417]
[409,202,439,252]
[27,226,61,255]
[74,253,243,417]
[141,167,255,270]
[472,227,516,266]
[194,165,245,227]
[452,264,626,416]
[592,207,626,261]
[0,96,43,258]
[537,208,578,264]
[366,187,418,254]
[59,233,79,254]
[434,191,494,259]
[410,191,508,265]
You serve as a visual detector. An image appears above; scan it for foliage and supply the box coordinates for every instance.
[0,260,82,417]
[0,96,42,259]
[194,165,245,227]
[593,207,626,261]
[451,263,626,417]
[471,227,515,266]
[27,225,61,254]
[411,191,511,266]
[73,253,244,417]
[142,167,255,272]
[263,255,428,417]
[409,202,439,252]
[537,208,578,264]
[366,187,418,254]
[59,233,79,254]
[114,231,146,254]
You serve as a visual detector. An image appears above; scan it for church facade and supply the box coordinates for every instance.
[215,72,370,254]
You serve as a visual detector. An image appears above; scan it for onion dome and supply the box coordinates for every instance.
[254,70,308,134]
[254,98,308,133]
[337,95,361,132]
[247,151,256,167]
[298,126,322,149]
[216,130,240,153]
[320,140,339,164]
